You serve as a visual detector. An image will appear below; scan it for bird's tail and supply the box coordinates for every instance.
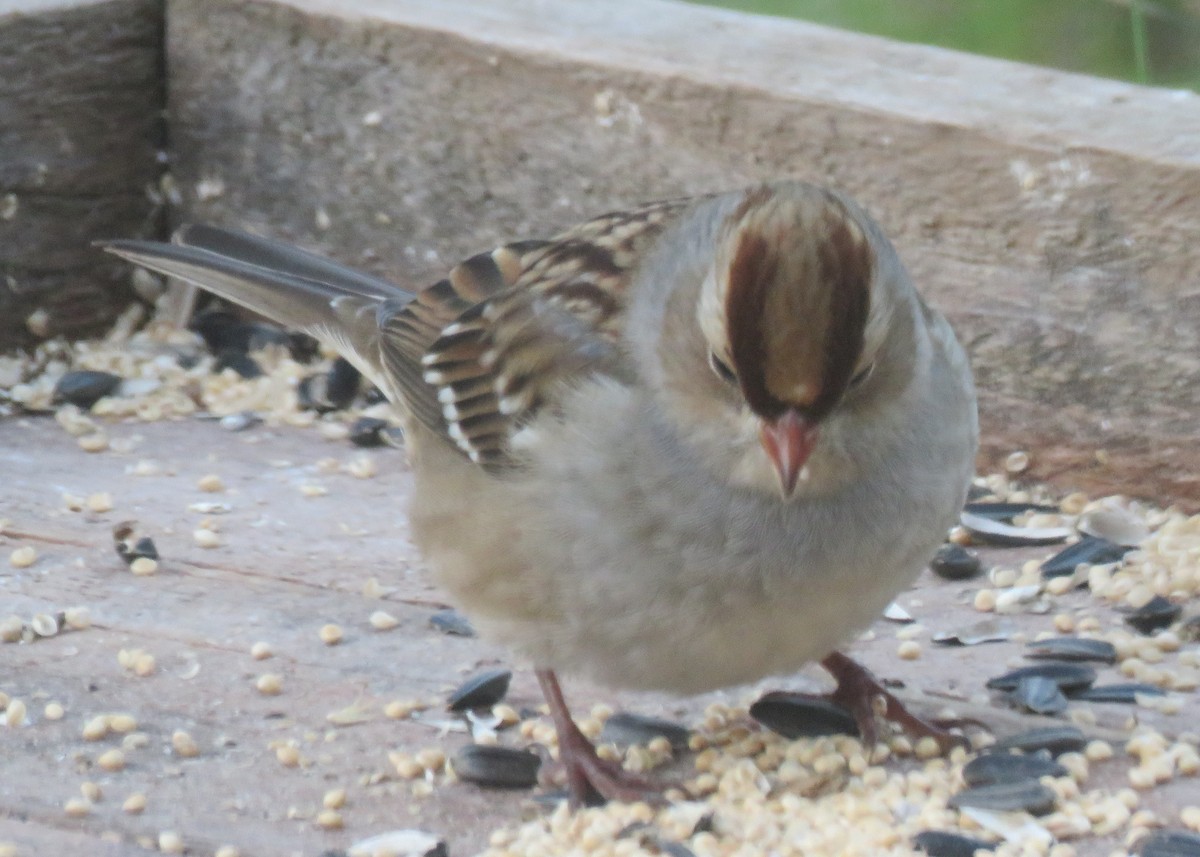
[101,225,416,392]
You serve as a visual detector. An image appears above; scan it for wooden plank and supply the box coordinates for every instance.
[0,0,163,349]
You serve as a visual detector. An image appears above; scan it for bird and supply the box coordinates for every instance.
[102,180,979,806]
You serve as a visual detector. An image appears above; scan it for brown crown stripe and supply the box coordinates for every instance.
[814,215,871,417]
[725,230,780,419]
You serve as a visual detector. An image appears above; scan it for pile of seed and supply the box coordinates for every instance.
[0,306,400,448]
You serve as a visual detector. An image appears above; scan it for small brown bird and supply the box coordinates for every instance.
[104,180,978,805]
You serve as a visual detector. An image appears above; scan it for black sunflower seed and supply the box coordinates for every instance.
[963,502,1059,521]
[749,692,858,739]
[986,726,1087,757]
[213,349,263,379]
[112,522,158,565]
[913,830,996,856]
[1025,637,1116,664]
[1125,596,1182,635]
[52,370,123,409]
[948,780,1057,815]
[326,357,361,410]
[987,663,1096,694]
[1010,675,1069,715]
[349,416,390,447]
[430,608,475,637]
[1137,830,1200,856]
[452,743,540,788]
[962,753,1067,787]
[930,544,982,581]
[447,668,511,711]
[1069,683,1166,703]
[1040,535,1130,579]
[599,712,690,752]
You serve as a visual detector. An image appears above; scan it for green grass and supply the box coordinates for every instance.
[686,0,1200,91]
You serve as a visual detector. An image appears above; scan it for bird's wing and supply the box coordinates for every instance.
[102,197,693,467]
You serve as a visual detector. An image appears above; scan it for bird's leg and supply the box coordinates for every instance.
[536,668,669,808]
[819,651,968,753]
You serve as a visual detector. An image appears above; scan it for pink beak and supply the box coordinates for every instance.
[759,409,819,498]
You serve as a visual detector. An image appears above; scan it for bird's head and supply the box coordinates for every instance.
[649,182,906,500]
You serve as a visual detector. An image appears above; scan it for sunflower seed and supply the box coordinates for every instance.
[52,371,123,409]
[219,411,262,432]
[191,310,287,355]
[932,618,1015,646]
[986,726,1087,757]
[986,663,1096,694]
[113,522,159,565]
[1069,683,1166,703]
[962,753,1067,787]
[1040,535,1129,579]
[1125,596,1182,635]
[382,426,406,448]
[1025,637,1116,664]
[656,844,697,857]
[1078,505,1149,547]
[346,829,448,857]
[30,613,60,637]
[930,543,982,581]
[748,692,858,739]
[948,780,1057,815]
[298,360,361,412]
[349,417,391,447]
[213,350,263,379]
[430,608,475,637]
[1136,831,1200,857]
[599,712,690,752]
[960,512,1072,547]
[1010,676,1068,715]
[451,744,540,789]
[913,830,996,856]
[963,502,1059,521]
[447,668,511,711]
[883,602,914,622]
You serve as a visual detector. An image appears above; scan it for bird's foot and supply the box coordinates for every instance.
[820,651,969,754]
[536,669,673,808]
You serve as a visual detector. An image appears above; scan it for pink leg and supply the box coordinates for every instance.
[820,651,968,752]
[536,669,670,807]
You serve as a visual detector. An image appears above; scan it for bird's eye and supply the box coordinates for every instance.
[849,362,875,388]
[709,351,737,385]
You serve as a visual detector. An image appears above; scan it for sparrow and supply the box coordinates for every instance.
[103,180,979,806]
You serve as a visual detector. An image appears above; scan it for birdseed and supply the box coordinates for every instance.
[129,556,159,575]
[63,797,90,817]
[172,730,200,758]
[8,546,36,568]
[4,699,26,728]
[192,528,221,548]
[197,474,224,492]
[256,674,284,695]
[315,809,344,829]
[319,623,344,645]
[369,610,399,630]
[96,749,125,771]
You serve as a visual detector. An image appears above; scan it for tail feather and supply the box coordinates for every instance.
[100,233,415,394]
[174,225,407,300]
